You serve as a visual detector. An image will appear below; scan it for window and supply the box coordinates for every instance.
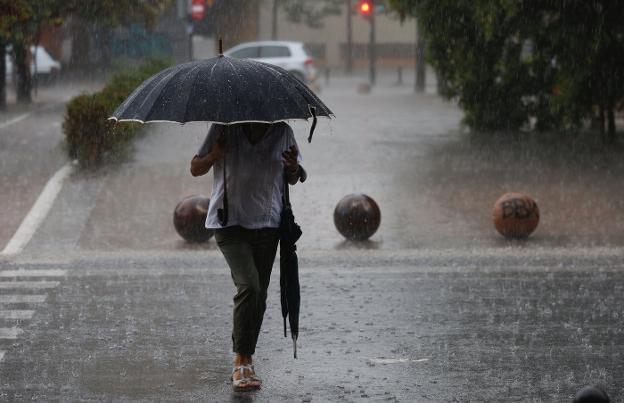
[229,46,260,59]
[260,46,291,58]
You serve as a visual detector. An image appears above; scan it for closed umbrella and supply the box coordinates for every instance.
[279,169,302,358]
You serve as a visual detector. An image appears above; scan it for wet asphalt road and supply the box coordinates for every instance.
[1,251,623,401]
[1,71,624,401]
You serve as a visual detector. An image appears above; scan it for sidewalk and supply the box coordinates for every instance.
[0,78,103,251]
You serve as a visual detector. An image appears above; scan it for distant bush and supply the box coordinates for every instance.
[63,93,137,168]
[103,58,172,103]
[63,58,172,169]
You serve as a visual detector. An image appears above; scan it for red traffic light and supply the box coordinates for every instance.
[358,0,372,16]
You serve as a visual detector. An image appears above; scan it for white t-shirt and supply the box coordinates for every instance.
[196,122,302,229]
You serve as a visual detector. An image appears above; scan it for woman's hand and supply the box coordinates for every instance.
[283,145,300,185]
[190,138,226,177]
[282,145,299,172]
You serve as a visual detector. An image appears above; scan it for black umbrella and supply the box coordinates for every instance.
[279,169,302,359]
[110,43,333,144]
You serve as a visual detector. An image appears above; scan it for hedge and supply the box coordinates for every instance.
[62,58,172,169]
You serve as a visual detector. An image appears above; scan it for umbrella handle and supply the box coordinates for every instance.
[307,106,317,143]
[284,318,287,338]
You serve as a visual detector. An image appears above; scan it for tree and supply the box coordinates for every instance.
[0,0,67,104]
[388,0,624,142]
[550,2,624,143]
[0,0,173,105]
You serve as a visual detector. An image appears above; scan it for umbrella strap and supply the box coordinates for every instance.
[283,167,291,207]
[223,154,228,218]
[218,152,229,226]
[307,106,317,143]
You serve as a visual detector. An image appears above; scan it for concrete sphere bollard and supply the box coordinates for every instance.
[492,192,539,239]
[173,195,214,243]
[573,386,610,403]
[357,82,371,94]
[334,194,381,241]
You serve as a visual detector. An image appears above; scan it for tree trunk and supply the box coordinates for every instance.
[599,105,605,135]
[0,37,6,110]
[99,27,112,72]
[69,17,91,72]
[13,43,32,104]
[606,106,616,145]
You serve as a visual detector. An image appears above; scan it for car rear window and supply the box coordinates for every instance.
[229,46,260,59]
[260,46,291,58]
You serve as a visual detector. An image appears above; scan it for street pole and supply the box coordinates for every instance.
[346,0,353,74]
[272,0,279,40]
[368,6,376,86]
[188,23,194,61]
[415,17,425,92]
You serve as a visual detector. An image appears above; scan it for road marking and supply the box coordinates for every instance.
[0,327,23,339]
[0,269,67,278]
[0,281,60,289]
[0,295,47,303]
[367,357,429,364]
[0,163,73,256]
[0,113,30,130]
[0,350,5,362]
[0,310,35,320]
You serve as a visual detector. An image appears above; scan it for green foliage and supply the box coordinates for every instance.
[103,58,172,103]
[1,0,173,104]
[69,0,174,29]
[63,92,136,169]
[388,0,624,141]
[63,58,172,169]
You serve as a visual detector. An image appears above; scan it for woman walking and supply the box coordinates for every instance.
[190,121,304,391]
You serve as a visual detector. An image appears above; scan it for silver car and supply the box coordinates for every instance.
[5,46,61,82]
[224,41,317,85]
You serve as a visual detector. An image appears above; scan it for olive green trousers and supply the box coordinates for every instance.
[215,226,279,356]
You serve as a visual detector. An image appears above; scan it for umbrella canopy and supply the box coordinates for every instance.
[279,170,302,359]
[109,55,333,126]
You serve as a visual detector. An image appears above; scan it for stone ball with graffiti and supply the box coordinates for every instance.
[492,192,540,239]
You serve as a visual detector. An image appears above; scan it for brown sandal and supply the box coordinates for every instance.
[231,365,262,391]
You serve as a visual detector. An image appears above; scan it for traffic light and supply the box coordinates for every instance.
[358,0,372,17]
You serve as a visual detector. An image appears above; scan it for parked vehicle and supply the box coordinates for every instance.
[224,41,317,85]
[5,46,61,82]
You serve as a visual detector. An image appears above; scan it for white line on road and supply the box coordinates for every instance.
[367,357,430,364]
[0,310,35,320]
[0,281,60,289]
[0,295,47,303]
[0,163,73,256]
[0,113,30,130]
[0,350,5,362]
[0,327,23,339]
[0,269,67,278]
